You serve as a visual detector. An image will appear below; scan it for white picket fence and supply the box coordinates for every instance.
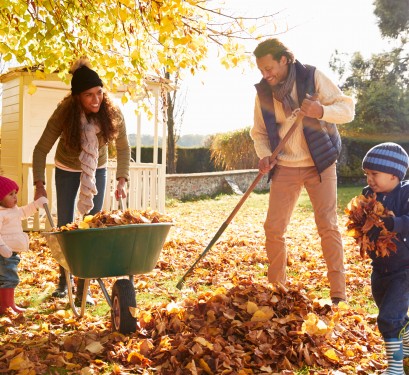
[22,161,166,231]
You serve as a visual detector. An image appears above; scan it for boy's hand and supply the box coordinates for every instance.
[367,217,395,243]
[0,244,12,258]
[34,196,49,209]
[367,226,381,243]
[382,216,394,231]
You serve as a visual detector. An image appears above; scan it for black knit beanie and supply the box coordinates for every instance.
[71,65,103,95]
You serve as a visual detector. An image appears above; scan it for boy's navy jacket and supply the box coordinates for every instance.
[362,180,409,273]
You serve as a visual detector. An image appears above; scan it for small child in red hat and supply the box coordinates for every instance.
[0,176,48,314]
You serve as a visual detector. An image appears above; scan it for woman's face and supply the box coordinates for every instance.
[1,190,17,208]
[78,86,104,114]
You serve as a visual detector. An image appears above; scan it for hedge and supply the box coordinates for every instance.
[132,138,409,179]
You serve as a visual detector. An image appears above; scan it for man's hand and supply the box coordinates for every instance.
[300,93,323,119]
[258,156,278,175]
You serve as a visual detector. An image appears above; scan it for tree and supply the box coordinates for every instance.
[0,1,275,99]
[165,70,187,174]
[0,0,277,171]
[330,0,409,136]
[330,48,409,134]
[374,0,409,38]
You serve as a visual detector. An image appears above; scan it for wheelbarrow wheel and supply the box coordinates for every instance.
[111,279,137,334]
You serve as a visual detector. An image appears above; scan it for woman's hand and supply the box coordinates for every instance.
[115,177,127,200]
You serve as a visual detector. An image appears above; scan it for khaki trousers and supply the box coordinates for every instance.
[264,163,346,300]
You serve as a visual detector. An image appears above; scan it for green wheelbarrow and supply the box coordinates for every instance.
[44,206,172,334]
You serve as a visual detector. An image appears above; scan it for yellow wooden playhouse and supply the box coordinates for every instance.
[0,68,172,230]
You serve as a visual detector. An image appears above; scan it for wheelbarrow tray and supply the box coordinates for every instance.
[44,223,172,279]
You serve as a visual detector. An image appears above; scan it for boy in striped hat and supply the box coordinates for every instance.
[361,142,409,375]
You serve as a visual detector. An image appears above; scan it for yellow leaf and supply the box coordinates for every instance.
[78,221,89,229]
[9,352,33,371]
[198,358,213,375]
[121,94,128,105]
[65,352,74,359]
[251,310,269,322]
[35,70,46,79]
[345,349,355,357]
[129,306,138,318]
[301,313,328,335]
[27,84,37,95]
[324,348,340,362]
[246,301,258,314]
[83,215,94,223]
[259,306,275,319]
[194,337,214,350]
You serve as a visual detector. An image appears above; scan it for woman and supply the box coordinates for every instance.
[33,59,130,305]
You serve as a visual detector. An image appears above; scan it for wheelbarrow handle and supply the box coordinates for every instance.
[43,203,55,228]
[176,110,304,290]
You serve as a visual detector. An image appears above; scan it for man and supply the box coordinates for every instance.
[250,38,355,304]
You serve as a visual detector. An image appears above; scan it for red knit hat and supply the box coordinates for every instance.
[0,176,19,201]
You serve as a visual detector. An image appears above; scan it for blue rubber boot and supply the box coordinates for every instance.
[384,338,404,374]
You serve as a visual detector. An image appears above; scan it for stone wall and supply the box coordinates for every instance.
[165,169,269,200]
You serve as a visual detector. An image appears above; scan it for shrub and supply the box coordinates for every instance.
[210,127,258,170]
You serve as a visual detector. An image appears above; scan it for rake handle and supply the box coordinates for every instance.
[176,111,304,290]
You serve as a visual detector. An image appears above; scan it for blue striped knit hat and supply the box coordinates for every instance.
[362,142,408,180]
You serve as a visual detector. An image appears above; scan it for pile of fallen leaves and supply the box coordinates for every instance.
[345,194,397,258]
[135,281,383,374]
[0,276,384,375]
[57,209,173,231]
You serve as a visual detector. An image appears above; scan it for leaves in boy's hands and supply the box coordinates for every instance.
[345,194,397,258]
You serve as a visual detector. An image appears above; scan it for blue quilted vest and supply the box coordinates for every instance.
[254,60,341,175]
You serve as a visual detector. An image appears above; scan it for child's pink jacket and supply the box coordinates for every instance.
[0,202,38,252]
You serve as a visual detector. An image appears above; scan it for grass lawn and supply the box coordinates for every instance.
[2,183,382,374]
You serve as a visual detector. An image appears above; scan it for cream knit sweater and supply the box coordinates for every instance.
[250,69,355,167]
[33,108,130,184]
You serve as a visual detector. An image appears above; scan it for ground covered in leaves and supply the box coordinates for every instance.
[0,189,396,374]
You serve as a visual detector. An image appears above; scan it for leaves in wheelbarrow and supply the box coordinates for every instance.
[57,209,173,231]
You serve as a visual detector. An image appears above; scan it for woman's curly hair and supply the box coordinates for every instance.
[52,58,120,152]
[55,91,120,153]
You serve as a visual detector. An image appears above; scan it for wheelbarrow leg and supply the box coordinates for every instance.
[78,279,90,316]
[96,278,112,308]
[65,269,88,318]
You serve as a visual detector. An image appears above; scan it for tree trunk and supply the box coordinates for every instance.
[166,90,177,174]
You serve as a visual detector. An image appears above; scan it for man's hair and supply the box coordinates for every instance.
[253,38,295,63]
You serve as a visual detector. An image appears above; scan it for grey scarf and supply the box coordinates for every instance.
[271,63,296,117]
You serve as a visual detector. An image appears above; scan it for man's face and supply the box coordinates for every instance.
[256,54,289,87]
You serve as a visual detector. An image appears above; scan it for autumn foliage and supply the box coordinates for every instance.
[0,192,394,374]
[57,209,173,231]
[345,194,397,258]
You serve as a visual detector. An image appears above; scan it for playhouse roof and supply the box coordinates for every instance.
[0,66,175,95]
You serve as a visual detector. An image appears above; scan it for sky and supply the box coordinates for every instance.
[177,0,396,136]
